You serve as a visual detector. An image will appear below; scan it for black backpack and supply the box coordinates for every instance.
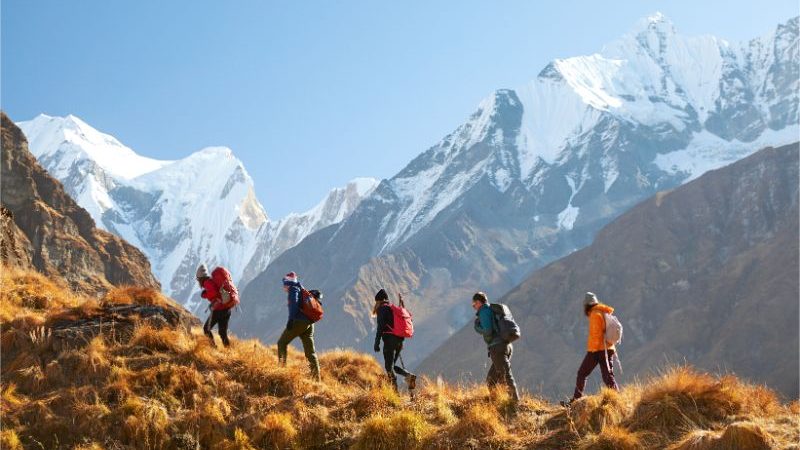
[489,303,521,343]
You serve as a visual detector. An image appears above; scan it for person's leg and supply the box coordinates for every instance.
[487,347,502,388]
[382,335,399,390]
[387,336,416,390]
[203,314,218,347]
[572,352,600,400]
[501,344,520,402]
[277,320,302,365]
[599,350,619,390]
[217,309,232,347]
[387,336,411,377]
[299,322,320,381]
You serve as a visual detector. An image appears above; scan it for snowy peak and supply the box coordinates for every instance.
[17,114,171,180]
[18,114,381,312]
[365,14,799,252]
[631,11,677,41]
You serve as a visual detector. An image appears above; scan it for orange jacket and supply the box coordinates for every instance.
[586,304,616,352]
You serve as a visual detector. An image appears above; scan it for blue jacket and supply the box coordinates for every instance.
[285,282,310,322]
[474,303,504,348]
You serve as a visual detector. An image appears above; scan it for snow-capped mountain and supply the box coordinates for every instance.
[373,12,799,253]
[17,114,378,312]
[239,14,799,364]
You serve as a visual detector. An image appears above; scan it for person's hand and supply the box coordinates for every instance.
[374,342,381,352]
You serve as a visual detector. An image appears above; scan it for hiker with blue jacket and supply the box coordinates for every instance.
[277,271,321,381]
[472,291,520,403]
[373,288,417,392]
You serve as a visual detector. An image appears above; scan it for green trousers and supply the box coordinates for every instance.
[277,319,320,380]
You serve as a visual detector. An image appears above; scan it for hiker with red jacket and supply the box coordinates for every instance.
[567,292,619,403]
[196,264,237,348]
[373,288,416,392]
[277,272,321,381]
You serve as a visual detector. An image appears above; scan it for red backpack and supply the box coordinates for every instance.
[300,288,324,323]
[387,303,414,338]
[211,267,239,309]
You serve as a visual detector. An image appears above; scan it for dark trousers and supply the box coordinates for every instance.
[203,309,231,347]
[382,334,411,388]
[277,319,320,380]
[487,343,520,402]
[573,350,618,400]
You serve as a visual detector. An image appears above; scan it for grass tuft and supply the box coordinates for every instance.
[352,410,432,450]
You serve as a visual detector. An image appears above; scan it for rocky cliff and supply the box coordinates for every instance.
[0,112,160,295]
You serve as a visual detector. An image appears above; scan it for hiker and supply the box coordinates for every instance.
[472,291,520,403]
[568,292,619,403]
[277,272,321,381]
[197,264,237,348]
[373,288,416,392]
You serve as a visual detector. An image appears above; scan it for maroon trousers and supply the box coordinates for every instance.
[573,350,618,400]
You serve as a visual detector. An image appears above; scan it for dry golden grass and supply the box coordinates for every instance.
[352,410,432,450]
[102,285,178,308]
[576,425,649,450]
[251,412,297,449]
[555,387,631,435]
[1,267,797,450]
[0,429,23,450]
[667,421,775,450]
[626,367,746,440]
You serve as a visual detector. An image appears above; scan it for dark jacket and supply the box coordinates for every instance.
[374,302,395,347]
[285,281,310,322]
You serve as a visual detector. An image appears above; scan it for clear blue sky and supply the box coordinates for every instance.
[3,1,797,218]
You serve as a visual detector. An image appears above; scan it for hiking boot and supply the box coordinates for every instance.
[404,374,417,390]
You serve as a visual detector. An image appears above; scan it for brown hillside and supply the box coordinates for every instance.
[419,143,800,399]
[1,266,798,449]
[0,112,160,295]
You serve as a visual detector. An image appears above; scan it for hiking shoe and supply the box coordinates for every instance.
[404,374,417,390]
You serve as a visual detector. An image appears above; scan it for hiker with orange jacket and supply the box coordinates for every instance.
[277,272,321,381]
[196,264,234,348]
[568,292,619,402]
[373,288,417,392]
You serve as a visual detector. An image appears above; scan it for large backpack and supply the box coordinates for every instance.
[211,267,239,309]
[603,313,623,346]
[300,288,324,323]
[386,303,414,338]
[489,303,521,343]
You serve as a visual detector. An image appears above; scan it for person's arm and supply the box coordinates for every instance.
[375,305,388,351]
[287,284,301,320]
[201,279,219,301]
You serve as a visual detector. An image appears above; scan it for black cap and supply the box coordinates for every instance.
[375,288,388,302]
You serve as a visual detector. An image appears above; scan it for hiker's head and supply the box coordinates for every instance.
[196,264,210,286]
[282,272,298,291]
[472,292,488,311]
[372,288,389,315]
[584,292,599,316]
